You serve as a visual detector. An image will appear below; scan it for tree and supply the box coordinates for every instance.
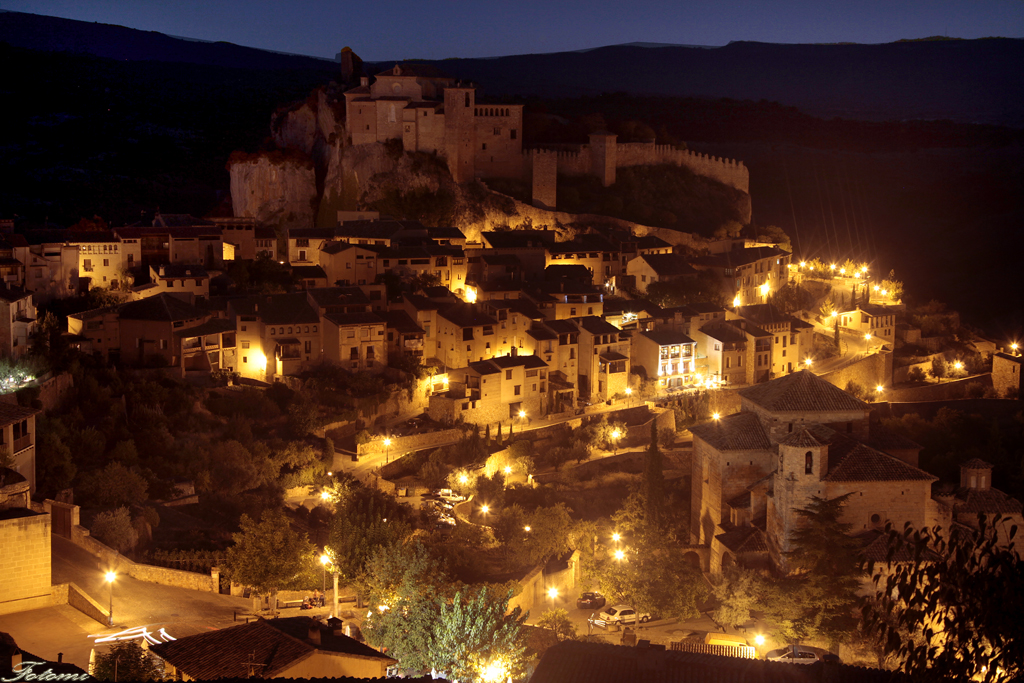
[80,461,149,507]
[711,566,761,629]
[91,507,138,554]
[362,538,448,610]
[538,608,578,641]
[367,585,529,681]
[860,516,1024,682]
[92,640,164,681]
[641,422,665,524]
[35,429,75,493]
[225,509,316,607]
[930,357,948,382]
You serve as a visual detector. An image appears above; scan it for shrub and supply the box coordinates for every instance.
[907,367,927,383]
[92,507,138,554]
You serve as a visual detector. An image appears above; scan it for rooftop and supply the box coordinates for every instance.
[638,329,695,346]
[738,370,870,413]
[690,412,771,452]
[118,293,205,322]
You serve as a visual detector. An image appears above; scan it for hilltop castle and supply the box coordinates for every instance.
[344,63,749,208]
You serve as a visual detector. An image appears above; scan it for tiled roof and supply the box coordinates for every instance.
[699,322,747,344]
[439,302,496,328]
[489,354,548,370]
[118,293,204,321]
[690,412,772,452]
[637,235,672,250]
[856,529,942,564]
[738,370,869,413]
[531,641,906,683]
[953,487,1022,515]
[232,294,320,325]
[776,428,825,448]
[482,230,555,250]
[383,310,424,335]
[0,401,40,425]
[577,316,619,335]
[716,526,769,554]
[866,422,923,454]
[638,329,695,346]
[150,617,392,680]
[325,312,385,327]
[961,458,993,469]
[173,319,236,338]
[0,285,31,303]
[638,253,697,278]
[292,265,327,279]
[154,264,209,278]
[823,435,936,483]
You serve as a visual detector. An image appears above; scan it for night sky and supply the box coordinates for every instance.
[4,0,1022,61]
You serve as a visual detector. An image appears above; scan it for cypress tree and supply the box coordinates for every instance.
[641,421,665,524]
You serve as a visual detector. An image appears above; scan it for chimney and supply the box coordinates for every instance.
[159,265,165,277]
[308,622,322,646]
[57,654,63,663]
[328,617,344,636]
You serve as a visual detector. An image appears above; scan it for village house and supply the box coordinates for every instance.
[0,403,42,494]
[318,242,380,287]
[115,216,223,269]
[524,318,580,411]
[693,318,773,386]
[576,316,630,402]
[0,286,37,360]
[476,230,555,279]
[525,281,605,321]
[138,264,211,300]
[731,303,815,376]
[631,329,697,393]
[383,310,426,360]
[428,353,549,425]
[625,253,698,295]
[545,234,622,286]
[17,238,79,304]
[150,617,394,680]
[838,303,897,345]
[693,246,791,307]
[67,231,132,290]
[322,311,387,373]
[228,293,322,381]
[0,237,26,290]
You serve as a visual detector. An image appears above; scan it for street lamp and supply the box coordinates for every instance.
[612,532,621,544]
[319,554,329,597]
[625,387,632,406]
[524,525,531,533]
[382,437,392,464]
[481,504,490,517]
[804,358,813,368]
[518,410,526,420]
[105,571,116,626]
[712,412,721,421]
[1011,342,1019,354]
[610,428,621,455]
[547,587,558,610]
[614,549,625,561]
[503,465,512,475]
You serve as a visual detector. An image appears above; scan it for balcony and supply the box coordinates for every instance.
[13,435,31,452]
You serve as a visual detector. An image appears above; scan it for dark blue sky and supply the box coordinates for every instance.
[4,0,1023,61]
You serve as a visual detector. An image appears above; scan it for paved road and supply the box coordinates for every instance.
[0,535,253,673]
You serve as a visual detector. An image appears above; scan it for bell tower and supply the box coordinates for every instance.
[444,84,477,184]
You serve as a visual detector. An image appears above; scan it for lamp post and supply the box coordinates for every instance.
[547,586,558,611]
[105,571,116,626]
[319,553,329,597]
[754,634,765,658]
[382,437,392,464]
[611,429,621,456]
[624,387,632,407]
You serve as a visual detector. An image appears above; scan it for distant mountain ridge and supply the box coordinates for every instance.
[369,39,1024,127]
[0,10,335,71]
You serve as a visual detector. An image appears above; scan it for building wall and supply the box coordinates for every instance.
[282,653,389,680]
[473,106,523,178]
[76,241,125,288]
[0,295,36,360]
[690,437,723,545]
[0,511,51,610]
[992,353,1022,397]
[532,151,557,210]
[444,88,476,184]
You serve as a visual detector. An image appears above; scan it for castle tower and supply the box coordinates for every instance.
[444,85,477,184]
[532,150,557,210]
[960,458,993,491]
[770,429,829,562]
[589,132,617,187]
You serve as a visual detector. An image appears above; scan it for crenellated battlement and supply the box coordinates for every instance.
[523,140,749,194]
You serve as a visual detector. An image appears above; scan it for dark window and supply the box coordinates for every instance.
[506,370,512,380]
[350,347,359,360]
[465,93,470,107]
[514,385,521,396]
[510,129,517,140]
[805,451,814,474]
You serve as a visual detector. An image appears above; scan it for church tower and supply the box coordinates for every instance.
[444,85,477,184]
[769,429,829,565]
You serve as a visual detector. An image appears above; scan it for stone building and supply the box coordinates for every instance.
[689,370,943,572]
[0,468,50,615]
[0,286,36,360]
[428,354,550,425]
[991,347,1022,398]
[344,63,524,183]
[693,246,791,307]
[731,303,815,377]
[631,329,697,393]
[576,317,630,403]
[838,303,897,345]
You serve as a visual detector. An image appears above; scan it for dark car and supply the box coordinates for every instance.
[576,591,606,609]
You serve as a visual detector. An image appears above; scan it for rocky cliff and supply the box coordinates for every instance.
[228,151,318,229]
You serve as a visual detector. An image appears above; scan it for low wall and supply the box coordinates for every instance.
[64,582,109,625]
[881,397,1020,422]
[819,352,891,394]
[359,427,465,459]
[885,374,991,403]
[509,550,580,617]
[35,372,75,411]
[893,352,946,383]
[70,524,216,593]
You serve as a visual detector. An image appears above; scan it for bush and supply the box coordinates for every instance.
[844,380,866,400]
[92,507,138,554]
[907,366,927,383]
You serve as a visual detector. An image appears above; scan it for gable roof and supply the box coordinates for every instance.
[150,617,392,680]
[690,412,771,452]
[822,433,936,483]
[638,329,695,347]
[738,370,869,413]
[231,294,321,325]
[952,487,1023,515]
[0,402,41,425]
[118,293,204,322]
[637,254,697,278]
[716,526,769,554]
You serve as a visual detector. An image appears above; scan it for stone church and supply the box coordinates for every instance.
[689,370,950,572]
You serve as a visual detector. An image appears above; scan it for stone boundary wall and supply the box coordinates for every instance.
[885,374,991,403]
[70,524,217,593]
[508,550,580,616]
[62,582,109,625]
[893,352,946,383]
[880,396,1020,422]
[523,143,749,194]
[818,353,891,395]
[358,427,465,459]
[36,372,74,412]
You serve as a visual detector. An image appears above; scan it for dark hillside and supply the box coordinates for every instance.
[374,39,1024,127]
[0,10,336,71]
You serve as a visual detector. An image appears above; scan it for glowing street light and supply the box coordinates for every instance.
[614,549,626,561]
[830,310,838,319]
[864,333,872,342]
[503,465,512,475]
[876,384,885,394]
[612,532,621,543]
[804,358,813,367]
[524,525,531,532]
[320,490,331,502]
[480,658,510,683]
[759,283,770,298]
[610,428,621,455]
[382,437,392,464]
[799,261,806,268]
[953,360,964,373]
[733,295,741,308]
[459,473,469,485]
[873,284,880,292]
[518,410,526,419]
[830,263,836,271]
[547,586,559,610]
[105,571,116,626]
[481,504,490,515]
[1012,342,1020,354]
[754,634,765,647]
[712,412,721,421]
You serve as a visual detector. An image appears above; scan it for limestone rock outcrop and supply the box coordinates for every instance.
[228,152,318,229]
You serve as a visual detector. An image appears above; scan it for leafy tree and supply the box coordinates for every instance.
[92,640,164,681]
[711,566,762,629]
[225,509,316,607]
[930,357,948,382]
[91,507,138,554]
[326,485,413,601]
[520,504,573,568]
[362,538,448,610]
[35,429,75,493]
[538,608,578,642]
[474,471,506,509]
[861,516,1024,682]
[80,461,149,507]
[367,585,528,682]
[287,393,321,437]
[845,380,866,400]
[645,271,727,309]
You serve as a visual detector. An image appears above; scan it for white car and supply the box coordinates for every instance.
[597,604,651,625]
[765,646,819,664]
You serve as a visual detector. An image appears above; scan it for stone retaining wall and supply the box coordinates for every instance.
[359,427,466,459]
[884,374,991,402]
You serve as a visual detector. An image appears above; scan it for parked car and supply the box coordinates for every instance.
[598,604,651,625]
[765,646,819,664]
[576,592,606,609]
[436,489,467,503]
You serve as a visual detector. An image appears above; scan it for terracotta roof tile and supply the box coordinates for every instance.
[776,428,825,448]
[953,487,1023,515]
[823,435,935,483]
[738,370,870,413]
[961,458,993,469]
[690,412,771,452]
[716,526,769,554]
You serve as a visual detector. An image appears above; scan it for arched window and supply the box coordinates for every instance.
[805,451,814,474]
[465,93,470,107]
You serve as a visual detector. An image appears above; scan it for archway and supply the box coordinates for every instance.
[682,551,702,571]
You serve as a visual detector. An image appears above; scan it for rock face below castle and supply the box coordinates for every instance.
[229,153,318,229]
